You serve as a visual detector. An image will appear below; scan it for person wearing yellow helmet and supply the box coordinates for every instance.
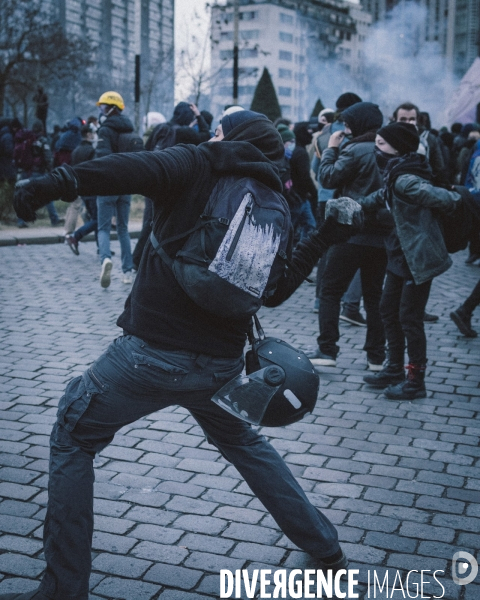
[94,90,137,287]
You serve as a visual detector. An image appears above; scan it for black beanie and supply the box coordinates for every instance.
[377,122,420,155]
[336,92,362,111]
[221,110,267,137]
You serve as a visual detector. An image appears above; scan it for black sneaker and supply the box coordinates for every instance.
[450,307,477,338]
[423,311,439,322]
[339,309,366,326]
[65,234,79,255]
[306,348,336,367]
[316,549,349,575]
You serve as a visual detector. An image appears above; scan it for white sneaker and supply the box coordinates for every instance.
[100,258,113,288]
[122,270,133,284]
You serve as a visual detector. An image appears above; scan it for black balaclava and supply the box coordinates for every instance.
[293,122,313,147]
[341,102,383,139]
[222,111,284,163]
[171,102,195,127]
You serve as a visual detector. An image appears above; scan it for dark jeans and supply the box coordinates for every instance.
[463,278,480,315]
[73,196,97,242]
[379,271,432,365]
[39,335,340,600]
[318,243,387,362]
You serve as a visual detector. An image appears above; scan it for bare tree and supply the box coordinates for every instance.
[0,0,95,119]
[143,45,175,118]
[176,7,231,107]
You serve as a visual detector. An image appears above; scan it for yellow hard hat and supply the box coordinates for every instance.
[96,91,125,110]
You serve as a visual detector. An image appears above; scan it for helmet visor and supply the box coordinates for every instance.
[211,367,283,425]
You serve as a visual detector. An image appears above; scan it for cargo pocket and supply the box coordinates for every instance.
[213,360,244,385]
[57,370,107,432]
[132,352,189,388]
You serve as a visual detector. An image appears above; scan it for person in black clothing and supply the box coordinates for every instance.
[65,125,98,255]
[309,102,388,371]
[132,102,211,270]
[292,121,318,219]
[11,110,360,600]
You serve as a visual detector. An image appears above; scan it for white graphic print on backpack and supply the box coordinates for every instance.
[208,192,281,298]
[149,176,291,319]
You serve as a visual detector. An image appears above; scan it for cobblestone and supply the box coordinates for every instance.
[1,244,479,597]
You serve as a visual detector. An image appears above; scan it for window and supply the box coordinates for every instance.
[278,86,291,97]
[238,85,256,95]
[220,50,233,60]
[240,11,257,21]
[241,30,259,40]
[239,66,258,77]
[239,47,258,58]
[279,31,293,43]
[223,10,257,22]
[279,50,292,61]
[221,30,259,41]
[280,104,291,113]
[279,68,292,79]
[280,13,293,24]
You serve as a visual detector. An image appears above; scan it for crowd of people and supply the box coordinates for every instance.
[267,93,480,401]
[4,90,480,600]
[2,90,480,389]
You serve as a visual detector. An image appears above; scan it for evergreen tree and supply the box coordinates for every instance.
[310,98,325,118]
[250,68,281,122]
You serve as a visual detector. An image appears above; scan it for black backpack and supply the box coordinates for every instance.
[147,123,178,152]
[150,176,291,319]
[117,132,144,153]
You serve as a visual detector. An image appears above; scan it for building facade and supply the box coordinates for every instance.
[210,0,365,121]
[52,0,174,126]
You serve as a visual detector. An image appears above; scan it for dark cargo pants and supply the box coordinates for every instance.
[39,335,340,599]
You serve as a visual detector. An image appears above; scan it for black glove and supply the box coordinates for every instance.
[14,165,79,222]
[312,216,356,249]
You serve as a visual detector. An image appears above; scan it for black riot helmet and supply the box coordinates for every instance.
[212,331,319,427]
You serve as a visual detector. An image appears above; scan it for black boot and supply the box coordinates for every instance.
[384,363,426,400]
[450,306,477,338]
[363,363,405,388]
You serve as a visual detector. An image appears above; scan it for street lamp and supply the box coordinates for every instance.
[233,0,239,104]
[135,0,141,132]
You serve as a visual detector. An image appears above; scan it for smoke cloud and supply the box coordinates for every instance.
[308,2,459,127]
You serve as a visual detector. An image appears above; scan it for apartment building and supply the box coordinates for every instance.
[53,0,174,121]
[210,0,361,120]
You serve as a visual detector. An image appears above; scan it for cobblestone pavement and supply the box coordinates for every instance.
[0,239,479,600]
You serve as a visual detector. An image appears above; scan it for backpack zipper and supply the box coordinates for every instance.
[226,198,253,261]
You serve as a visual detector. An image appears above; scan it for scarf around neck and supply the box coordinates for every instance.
[383,152,432,205]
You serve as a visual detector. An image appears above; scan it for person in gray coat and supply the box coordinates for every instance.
[360,122,462,399]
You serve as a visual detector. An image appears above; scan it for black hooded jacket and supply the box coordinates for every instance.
[95,113,135,158]
[291,122,317,201]
[319,102,388,245]
[71,117,324,356]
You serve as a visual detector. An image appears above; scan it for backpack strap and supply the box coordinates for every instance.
[149,214,227,267]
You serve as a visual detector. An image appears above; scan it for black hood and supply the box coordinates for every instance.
[171,102,195,127]
[293,122,313,147]
[223,116,284,163]
[341,102,383,138]
[198,140,283,193]
[102,114,134,133]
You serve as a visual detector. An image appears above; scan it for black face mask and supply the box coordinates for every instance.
[374,146,396,172]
